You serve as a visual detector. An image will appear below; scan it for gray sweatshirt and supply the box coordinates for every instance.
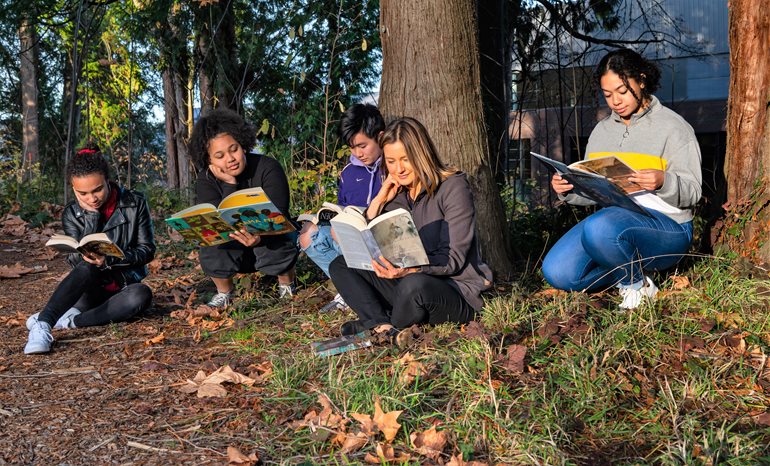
[383,173,493,311]
[564,96,702,224]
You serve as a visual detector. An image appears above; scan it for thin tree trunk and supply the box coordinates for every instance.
[379,0,512,275]
[19,17,39,185]
[162,69,180,188]
[721,0,770,262]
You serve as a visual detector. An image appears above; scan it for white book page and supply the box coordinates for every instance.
[331,215,379,270]
[630,192,684,215]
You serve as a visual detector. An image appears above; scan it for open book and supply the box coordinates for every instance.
[330,208,429,271]
[165,187,296,246]
[46,232,125,258]
[311,332,372,357]
[533,152,666,217]
[297,202,364,225]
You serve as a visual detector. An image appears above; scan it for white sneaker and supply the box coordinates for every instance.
[206,292,232,308]
[24,321,54,355]
[26,308,81,330]
[618,276,659,310]
[278,283,296,299]
[319,293,348,313]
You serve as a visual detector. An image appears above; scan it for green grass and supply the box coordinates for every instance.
[197,254,770,464]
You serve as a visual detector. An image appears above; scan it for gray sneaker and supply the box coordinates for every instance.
[319,293,348,313]
[278,283,296,299]
[24,321,53,355]
[26,308,81,330]
[206,292,232,308]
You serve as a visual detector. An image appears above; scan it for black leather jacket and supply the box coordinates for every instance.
[62,185,156,287]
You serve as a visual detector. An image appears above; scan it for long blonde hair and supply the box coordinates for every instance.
[378,117,458,196]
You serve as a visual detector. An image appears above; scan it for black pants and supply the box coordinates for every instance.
[199,233,298,278]
[38,261,152,327]
[328,256,474,330]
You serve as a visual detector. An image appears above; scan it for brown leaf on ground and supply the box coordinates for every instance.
[0,263,47,279]
[533,288,566,298]
[395,352,430,384]
[447,454,489,466]
[247,361,273,384]
[498,344,527,374]
[670,275,690,289]
[226,445,259,465]
[32,248,58,260]
[0,311,27,327]
[1,215,28,237]
[364,443,411,464]
[350,412,376,436]
[373,398,402,442]
[410,426,447,460]
[180,365,256,398]
[462,321,490,341]
[700,318,716,332]
[339,431,368,453]
[715,311,744,329]
[185,290,198,308]
[755,412,770,426]
[680,336,705,353]
[144,332,166,346]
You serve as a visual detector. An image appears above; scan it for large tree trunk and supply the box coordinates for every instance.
[19,17,39,183]
[195,1,239,112]
[720,0,770,263]
[379,0,512,275]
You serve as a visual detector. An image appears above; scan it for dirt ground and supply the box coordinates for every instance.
[0,219,271,465]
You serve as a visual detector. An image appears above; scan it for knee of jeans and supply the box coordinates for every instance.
[125,283,153,311]
[542,254,575,290]
[298,223,318,249]
[580,215,619,252]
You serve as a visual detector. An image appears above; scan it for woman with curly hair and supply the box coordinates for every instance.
[190,108,298,307]
[542,48,702,309]
[25,146,156,354]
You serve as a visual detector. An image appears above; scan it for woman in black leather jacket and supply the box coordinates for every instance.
[24,146,156,355]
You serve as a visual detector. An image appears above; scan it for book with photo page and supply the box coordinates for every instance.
[165,187,295,247]
[330,208,429,271]
[46,232,125,258]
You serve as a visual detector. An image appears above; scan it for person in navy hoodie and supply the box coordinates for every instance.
[298,103,384,311]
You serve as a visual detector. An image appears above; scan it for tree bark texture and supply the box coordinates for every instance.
[379,0,513,275]
[721,0,770,262]
[19,17,39,182]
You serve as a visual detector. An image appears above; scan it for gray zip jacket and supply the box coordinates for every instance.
[382,173,493,311]
[564,96,702,223]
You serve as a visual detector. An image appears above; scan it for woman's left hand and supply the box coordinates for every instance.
[629,169,665,191]
[229,228,261,247]
[371,256,419,279]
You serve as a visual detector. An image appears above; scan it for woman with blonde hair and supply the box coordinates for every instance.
[329,117,492,340]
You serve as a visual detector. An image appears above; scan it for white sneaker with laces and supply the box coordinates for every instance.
[278,283,296,299]
[207,292,232,308]
[618,276,659,310]
[24,321,54,355]
[319,293,348,313]
[26,308,81,330]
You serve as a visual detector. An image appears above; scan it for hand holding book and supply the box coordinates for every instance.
[627,169,664,191]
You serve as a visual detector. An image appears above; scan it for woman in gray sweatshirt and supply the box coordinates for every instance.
[329,117,493,340]
[542,48,702,310]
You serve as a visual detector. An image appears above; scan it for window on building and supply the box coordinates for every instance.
[506,138,531,183]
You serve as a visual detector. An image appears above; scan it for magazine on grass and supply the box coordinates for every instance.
[330,208,429,271]
[165,187,295,246]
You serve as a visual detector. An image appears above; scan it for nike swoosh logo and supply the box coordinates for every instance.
[356,178,364,182]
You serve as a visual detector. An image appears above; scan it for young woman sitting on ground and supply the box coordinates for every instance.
[191,108,299,308]
[328,117,493,341]
[25,146,156,354]
[541,48,702,309]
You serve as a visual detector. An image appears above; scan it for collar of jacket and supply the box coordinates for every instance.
[348,154,382,170]
[611,95,659,124]
[70,186,139,229]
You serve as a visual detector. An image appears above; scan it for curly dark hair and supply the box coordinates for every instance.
[189,108,257,171]
[66,144,110,181]
[595,48,661,104]
[338,103,385,146]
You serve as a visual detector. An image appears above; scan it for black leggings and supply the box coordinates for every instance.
[38,261,152,328]
[328,256,474,330]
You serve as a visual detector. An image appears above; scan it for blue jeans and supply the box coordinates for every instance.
[542,207,693,291]
[301,225,342,277]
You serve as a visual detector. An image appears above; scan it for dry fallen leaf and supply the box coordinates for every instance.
[373,398,402,442]
[410,426,447,460]
[226,445,259,465]
[350,412,376,436]
[0,263,47,279]
[670,275,690,289]
[144,332,166,346]
[364,443,411,464]
[446,454,489,466]
[179,365,256,398]
[395,352,430,384]
[498,344,527,374]
[339,431,368,453]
